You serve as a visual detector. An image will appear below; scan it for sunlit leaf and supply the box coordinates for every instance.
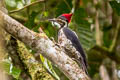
[43,11,49,17]
[16,1,24,9]
[5,0,16,8]
[0,59,21,79]
[40,55,60,80]
[25,0,31,5]
[115,0,120,3]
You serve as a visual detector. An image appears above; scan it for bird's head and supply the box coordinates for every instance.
[49,13,72,28]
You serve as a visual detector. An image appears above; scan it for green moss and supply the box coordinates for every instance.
[17,41,54,80]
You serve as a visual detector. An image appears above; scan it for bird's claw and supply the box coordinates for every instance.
[50,37,56,43]
[50,37,61,48]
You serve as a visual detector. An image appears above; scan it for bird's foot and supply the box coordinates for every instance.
[50,37,61,48]
[50,37,56,43]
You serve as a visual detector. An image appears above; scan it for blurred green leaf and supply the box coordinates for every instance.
[40,22,56,38]
[55,0,72,16]
[47,23,56,38]
[5,0,17,8]
[77,26,95,50]
[109,1,120,16]
[24,0,31,5]
[103,31,112,48]
[43,11,49,17]
[72,8,95,50]
[31,0,36,2]
[115,0,120,3]
[24,11,38,29]
[40,54,60,80]
[16,1,24,9]
[11,66,21,79]
[0,59,21,79]
[33,24,40,32]
[44,29,50,37]
[40,54,45,62]
[74,8,88,18]
[15,0,22,1]
[73,8,89,27]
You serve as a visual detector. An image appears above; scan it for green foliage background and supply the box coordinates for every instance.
[2,0,120,80]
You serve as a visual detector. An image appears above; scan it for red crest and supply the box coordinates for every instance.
[61,13,72,23]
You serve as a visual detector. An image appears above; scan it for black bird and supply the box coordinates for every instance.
[49,13,88,74]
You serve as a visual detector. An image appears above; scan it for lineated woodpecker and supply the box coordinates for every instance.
[49,13,88,74]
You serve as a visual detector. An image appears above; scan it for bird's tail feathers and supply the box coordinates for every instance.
[77,58,88,75]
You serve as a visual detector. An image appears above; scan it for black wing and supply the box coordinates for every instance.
[63,27,87,68]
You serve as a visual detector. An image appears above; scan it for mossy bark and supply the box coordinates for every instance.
[17,41,54,80]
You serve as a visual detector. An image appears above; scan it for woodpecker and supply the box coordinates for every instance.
[49,13,88,74]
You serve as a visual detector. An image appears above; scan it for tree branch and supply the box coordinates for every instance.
[9,0,45,14]
[0,10,90,80]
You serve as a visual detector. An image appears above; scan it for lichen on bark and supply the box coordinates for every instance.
[17,41,54,80]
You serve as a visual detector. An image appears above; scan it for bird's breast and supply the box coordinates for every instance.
[58,29,81,59]
[58,29,70,47]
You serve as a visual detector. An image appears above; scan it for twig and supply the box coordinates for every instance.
[10,14,45,24]
[10,14,27,22]
[93,0,102,46]
[95,11,102,46]
[9,0,45,14]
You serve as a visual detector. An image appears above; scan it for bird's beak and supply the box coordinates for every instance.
[48,18,56,22]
